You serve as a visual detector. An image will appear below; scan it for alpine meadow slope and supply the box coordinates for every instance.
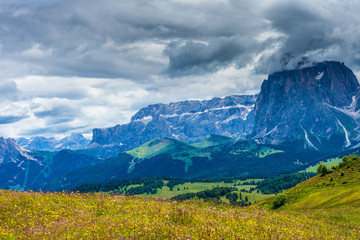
[45,135,321,191]
[257,154,360,210]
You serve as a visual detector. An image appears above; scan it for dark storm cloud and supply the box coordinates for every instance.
[2,0,360,138]
[1,0,360,79]
[255,0,360,74]
[164,36,256,76]
[0,0,268,79]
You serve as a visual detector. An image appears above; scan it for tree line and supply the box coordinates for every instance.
[256,172,316,194]
[72,176,257,193]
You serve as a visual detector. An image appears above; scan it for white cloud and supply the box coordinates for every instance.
[4,76,153,138]
[22,43,53,58]
[3,64,264,139]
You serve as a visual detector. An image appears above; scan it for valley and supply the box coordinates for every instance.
[0,155,359,239]
[2,0,360,238]
[1,61,360,239]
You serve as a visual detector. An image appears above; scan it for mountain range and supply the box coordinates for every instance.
[89,61,360,156]
[89,94,257,158]
[3,60,360,190]
[17,133,91,152]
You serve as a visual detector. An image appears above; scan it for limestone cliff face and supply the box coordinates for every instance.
[91,95,257,154]
[252,61,360,151]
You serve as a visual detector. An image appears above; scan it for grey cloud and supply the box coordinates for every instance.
[35,106,75,119]
[2,0,360,138]
[1,0,360,79]
[33,102,78,120]
[255,1,360,74]
[0,0,269,79]
[0,81,19,100]
[164,36,257,76]
[0,116,25,124]
[21,124,88,136]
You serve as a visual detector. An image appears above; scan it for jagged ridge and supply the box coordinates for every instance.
[91,95,257,157]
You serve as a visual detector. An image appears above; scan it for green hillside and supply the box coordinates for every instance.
[45,135,319,191]
[1,150,100,191]
[127,138,209,173]
[191,134,235,148]
[302,146,360,173]
[258,154,360,210]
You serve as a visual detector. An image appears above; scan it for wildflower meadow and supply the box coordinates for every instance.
[0,190,358,239]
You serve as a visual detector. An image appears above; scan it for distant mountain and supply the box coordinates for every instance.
[0,137,99,190]
[17,133,91,151]
[17,136,57,151]
[45,135,322,191]
[0,137,43,190]
[0,137,37,165]
[252,61,360,152]
[90,95,257,157]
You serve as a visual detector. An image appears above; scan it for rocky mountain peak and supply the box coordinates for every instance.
[252,61,360,151]
[0,137,35,164]
[256,61,358,111]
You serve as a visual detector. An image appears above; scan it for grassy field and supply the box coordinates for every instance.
[0,190,359,239]
[303,157,342,173]
[140,180,272,203]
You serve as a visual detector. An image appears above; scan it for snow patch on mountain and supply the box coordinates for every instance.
[336,118,351,147]
[134,116,153,125]
[300,125,318,150]
[315,71,324,80]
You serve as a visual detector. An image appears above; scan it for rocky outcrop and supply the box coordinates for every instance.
[91,95,257,155]
[252,61,360,151]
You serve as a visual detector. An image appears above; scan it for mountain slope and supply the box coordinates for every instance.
[0,137,100,190]
[252,61,360,152]
[258,154,360,210]
[0,137,43,190]
[90,95,256,157]
[45,135,321,191]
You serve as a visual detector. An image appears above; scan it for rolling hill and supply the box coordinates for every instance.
[258,154,360,210]
[45,135,322,191]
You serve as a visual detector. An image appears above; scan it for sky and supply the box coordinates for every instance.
[1,0,360,139]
